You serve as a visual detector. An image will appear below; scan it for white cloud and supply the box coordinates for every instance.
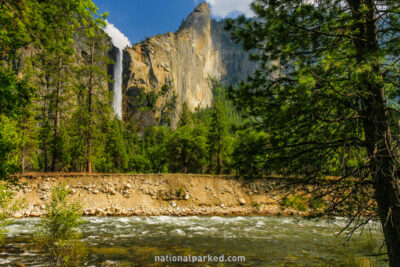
[199,0,254,18]
[104,21,131,49]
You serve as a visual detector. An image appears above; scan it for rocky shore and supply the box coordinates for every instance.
[11,174,303,217]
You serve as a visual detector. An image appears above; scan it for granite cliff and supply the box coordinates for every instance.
[118,2,257,128]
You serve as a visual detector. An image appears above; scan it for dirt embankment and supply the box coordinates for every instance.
[11,174,301,217]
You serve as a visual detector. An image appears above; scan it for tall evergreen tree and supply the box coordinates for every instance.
[104,118,128,172]
[142,126,170,173]
[167,125,208,174]
[124,117,140,170]
[76,12,111,173]
[208,100,228,174]
[226,0,400,265]
[178,102,192,127]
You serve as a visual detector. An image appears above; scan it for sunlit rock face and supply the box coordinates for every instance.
[122,2,257,128]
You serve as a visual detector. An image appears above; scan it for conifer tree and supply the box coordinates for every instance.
[226,0,400,264]
[104,118,128,172]
[167,125,208,174]
[178,102,192,127]
[76,11,111,173]
[208,100,228,174]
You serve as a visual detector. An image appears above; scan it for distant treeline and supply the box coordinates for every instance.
[18,82,271,177]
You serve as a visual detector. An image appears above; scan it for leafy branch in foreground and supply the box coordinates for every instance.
[225,0,400,265]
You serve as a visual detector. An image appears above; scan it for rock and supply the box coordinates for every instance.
[99,260,116,267]
[122,2,257,128]
[95,208,105,215]
[238,198,246,205]
[93,189,99,194]
[184,193,190,200]
[171,201,177,208]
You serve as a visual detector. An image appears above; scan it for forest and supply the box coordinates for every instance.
[1,0,400,266]
[0,0,265,178]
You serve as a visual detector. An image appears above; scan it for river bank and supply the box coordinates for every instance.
[10,174,303,218]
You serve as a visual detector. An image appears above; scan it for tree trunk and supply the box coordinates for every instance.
[43,68,50,172]
[87,42,95,173]
[20,141,25,174]
[44,141,48,172]
[364,85,400,266]
[51,57,62,171]
[349,1,400,265]
[217,145,222,175]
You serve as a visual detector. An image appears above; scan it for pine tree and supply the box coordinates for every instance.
[178,102,192,127]
[208,100,228,174]
[167,125,207,174]
[77,12,112,173]
[104,118,128,172]
[124,117,141,171]
[226,0,400,264]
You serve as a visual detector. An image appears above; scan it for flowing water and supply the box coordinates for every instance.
[104,22,130,120]
[1,216,387,266]
[111,47,123,119]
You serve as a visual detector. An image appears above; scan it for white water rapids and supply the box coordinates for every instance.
[2,216,385,266]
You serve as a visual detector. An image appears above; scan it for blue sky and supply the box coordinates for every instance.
[93,0,253,44]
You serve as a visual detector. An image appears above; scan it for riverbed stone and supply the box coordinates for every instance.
[239,198,246,205]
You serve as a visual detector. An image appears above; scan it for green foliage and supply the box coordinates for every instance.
[0,69,33,178]
[231,129,270,178]
[0,0,112,174]
[128,154,151,174]
[0,71,33,117]
[176,186,185,198]
[195,83,244,128]
[167,125,208,173]
[226,1,400,264]
[251,202,261,210]
[208,100,228,174]
[35,184,87,267]
[178,102,192,127]
[281,195,308,212]
[0,116,21,179]
[102,118,128,172]
[224,0,400,178]
[142,126,170,173]
[212,82,243,127]
[160,84,170,96]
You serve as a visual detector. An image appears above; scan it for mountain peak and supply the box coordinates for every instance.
[177,2,210,33]
[194,2,210,13]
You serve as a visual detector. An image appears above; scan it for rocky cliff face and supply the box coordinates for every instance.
[121,2,257,128]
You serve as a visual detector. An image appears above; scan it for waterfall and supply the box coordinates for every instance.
[104,22,131,120]
[112,48,123,119]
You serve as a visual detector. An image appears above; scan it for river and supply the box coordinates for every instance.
[1,216,387,266]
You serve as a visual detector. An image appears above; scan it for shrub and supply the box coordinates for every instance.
[176,186,185,198]
[34,184,87,267]
[281,195,308,211]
